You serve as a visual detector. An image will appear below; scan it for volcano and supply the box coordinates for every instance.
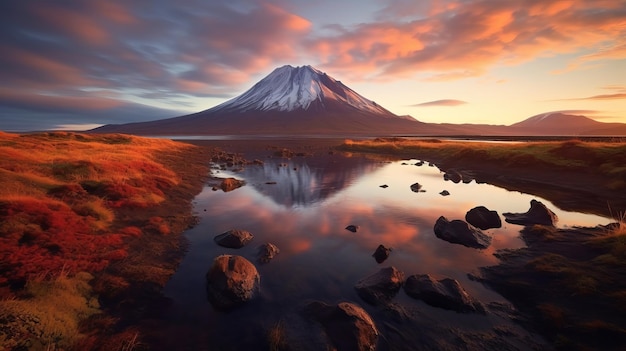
[93,65,449,135]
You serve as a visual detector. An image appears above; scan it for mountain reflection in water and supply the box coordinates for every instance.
[162,151,608,350]
[237,155,381,207]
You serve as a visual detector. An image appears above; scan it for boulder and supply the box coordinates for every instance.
[503,199,558,226]
[379,184,388,188]
[439,190,450,196]
[433,216,491,249]
[404,274,485,314]
[443,169,462,183]
[372,244,391,263]
[410,182,423,192]
[346,225,359,233]
[304,301,379,351]
[214,229,253,248]
[205,255,260,310]
[355,266,404,305]
[465,206,502,230]
[257,242,280,264]
[220,177,245,192]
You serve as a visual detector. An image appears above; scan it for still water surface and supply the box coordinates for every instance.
[163,151,607,348]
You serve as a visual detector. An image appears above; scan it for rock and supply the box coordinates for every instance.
[214,229,253,248]
[415,160,424,166]
[410,182,423,192]
[257,242,280,264]
[379,184,388,188]
[220,177,245,192]
[346,225,359,233]
[503,199,558,226]
[404,274,485,314]
[274,148,294,158]
[443,169,462,183]
[433,216,491,249]
[205,255,260,310]
[439,190,450,196]
[372,244,391,263]
[304,301,379,351]
[465,206,502,230]
[355,266,404,305]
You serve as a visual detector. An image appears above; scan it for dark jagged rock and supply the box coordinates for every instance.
[214,229,253,248]
[346,225,359,233]
[433,216,491,249]
[503,199,558,226]
[404,274,485,314]
[410,182,423,192]
[220,177,245,192]
[372,244,391,263]
[205,255,260,310]
[379,184,389,188]
[439,190,450,196]
[465,206,502,230]
[257,242,280,264]
[303,301,379,351]
[355,266,404,305]
[443,169,462,183]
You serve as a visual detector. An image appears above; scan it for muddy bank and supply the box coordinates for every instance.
[338,138,626,218]
[475,224,626,350]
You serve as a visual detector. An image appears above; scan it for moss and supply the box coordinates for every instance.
[0,272,100,350]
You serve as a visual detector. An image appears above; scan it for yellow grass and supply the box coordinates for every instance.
[0,272,100,350]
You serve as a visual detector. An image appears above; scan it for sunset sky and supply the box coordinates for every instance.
[1,0,625,131]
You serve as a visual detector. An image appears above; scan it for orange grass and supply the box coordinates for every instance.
[0,132,191,283]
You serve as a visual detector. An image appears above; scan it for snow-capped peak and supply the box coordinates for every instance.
[210,65,392,115]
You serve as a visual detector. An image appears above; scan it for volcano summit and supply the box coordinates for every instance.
[94,65,434,135]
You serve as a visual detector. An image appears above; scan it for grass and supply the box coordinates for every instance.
[340,138,626,177]
[0,131,210,350]
[0,272,100,350]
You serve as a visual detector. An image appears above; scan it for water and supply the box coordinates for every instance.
[162,151,608,349]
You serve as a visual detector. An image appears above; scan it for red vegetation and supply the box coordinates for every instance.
[0,198,127,284]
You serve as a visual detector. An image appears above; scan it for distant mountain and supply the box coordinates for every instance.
[94,65,453,135]
[510,112,626,136]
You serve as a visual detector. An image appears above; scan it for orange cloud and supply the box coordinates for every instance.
[309,1,626,81]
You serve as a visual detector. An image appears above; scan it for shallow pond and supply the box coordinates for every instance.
[162,150,608,349]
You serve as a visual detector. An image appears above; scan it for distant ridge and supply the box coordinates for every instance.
[510,112,626,136]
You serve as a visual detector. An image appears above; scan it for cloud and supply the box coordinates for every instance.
[412,99,468,107]
[551,94,626,102]
[309,1,626,81]
[0,0,312,128]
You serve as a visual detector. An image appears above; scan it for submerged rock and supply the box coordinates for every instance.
[214,229,254,248]
[404,274,485,314]
[346,225,360,233]
[355,266,404,305]
[304,301,379,351]
[257,242,280,264]
[206,255,260,310]
[465,206,502,230]
[434,216,491,249]
[372,244,392,263]
[503,199,558,226]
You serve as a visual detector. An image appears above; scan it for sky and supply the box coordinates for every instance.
[1,0,625,132]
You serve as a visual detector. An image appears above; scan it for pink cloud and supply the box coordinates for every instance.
[308,1,626,81]
[412,99,468,107]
